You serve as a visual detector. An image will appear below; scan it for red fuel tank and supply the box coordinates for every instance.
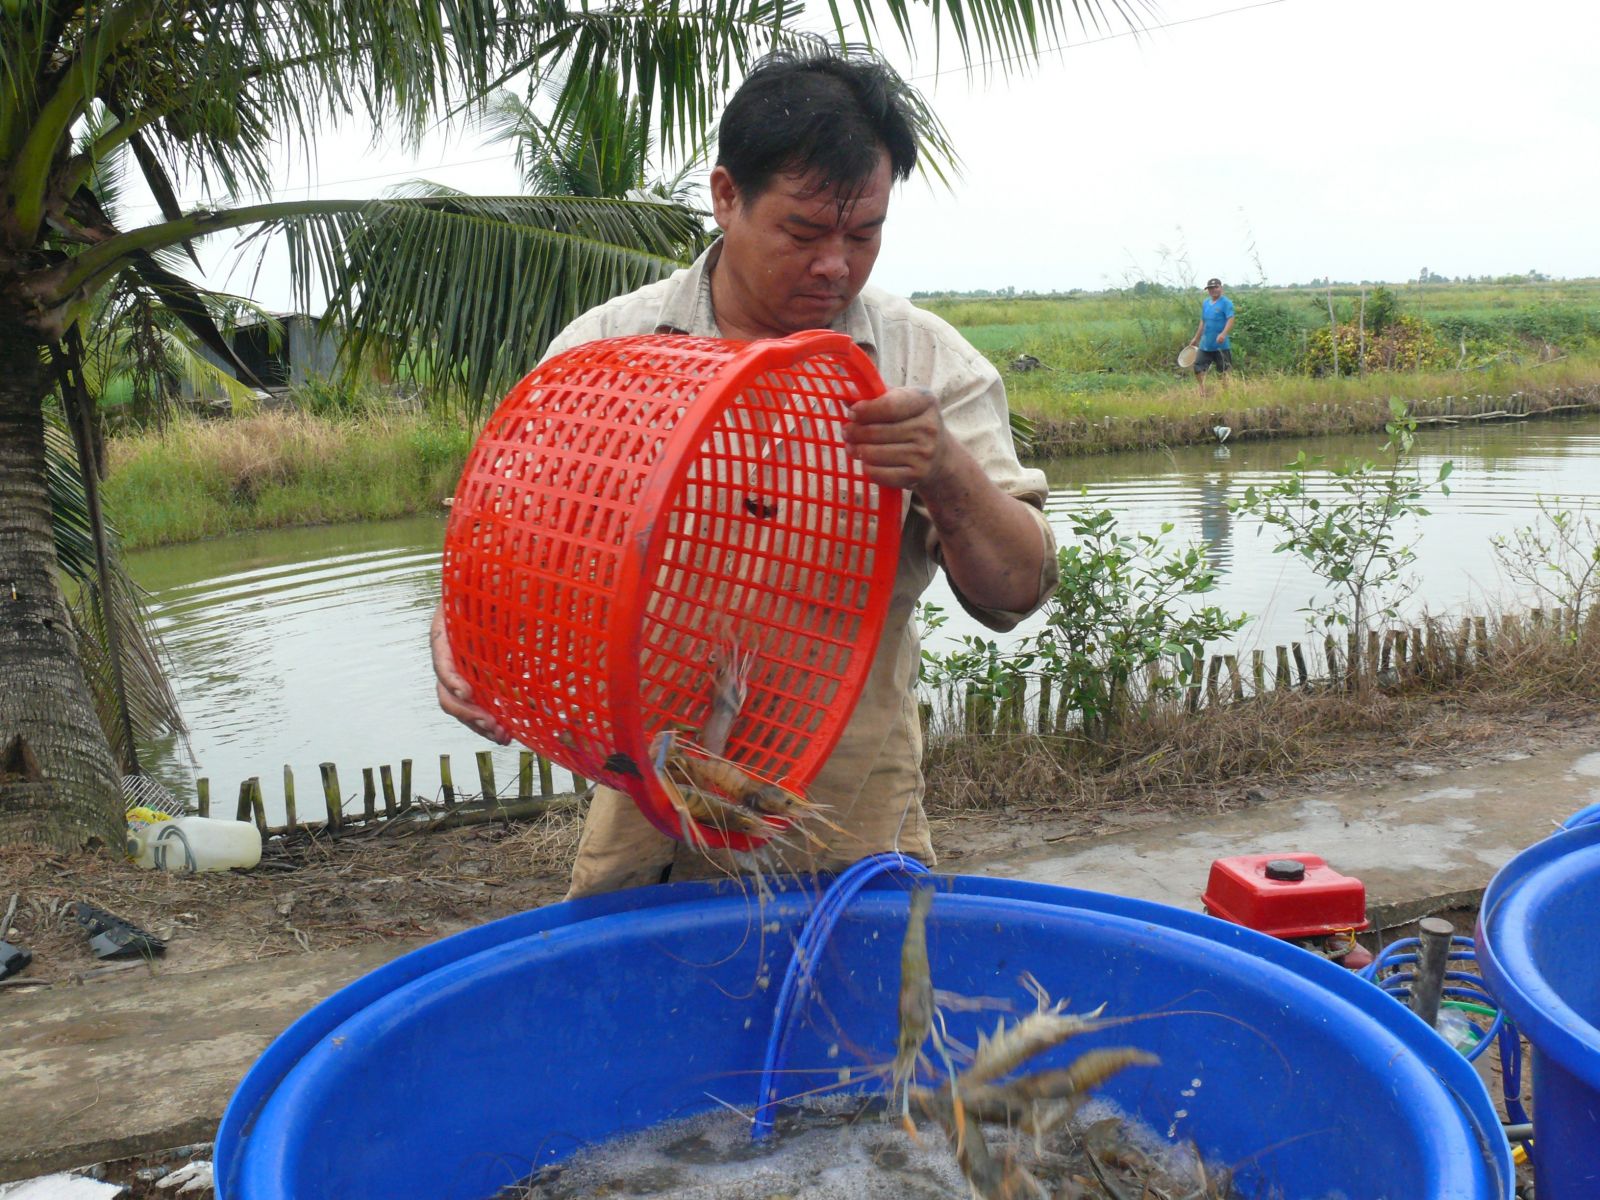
[1202,853,1368,939]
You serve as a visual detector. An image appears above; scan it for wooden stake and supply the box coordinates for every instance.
[282,765,297,833]
[1274,645,1292,690]
[196,777,210,819]
[248,777,267,835]
[1035,675,1053,733]
[235,779,251,823]
[380,764,397,819]
[518,751,533,802]
[362,767,376,823]
[1252,649,1266,695]
[476,750,497,801]
[1474,616,1489,659]
[1225,654,1244,701]
[1291,642,1308,686]
[319,762,343,831]
[399,759,413,815]
[1205,654,1222,706]
[440,754,456,809]
[538,754,554,801]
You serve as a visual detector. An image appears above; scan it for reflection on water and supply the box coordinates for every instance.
[129,416,1600,815]
[131,515,537,821]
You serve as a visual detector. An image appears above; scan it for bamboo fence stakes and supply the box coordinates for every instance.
[282,765,297,833]
[1291,642,1309,686]
[518,752,533,802]
[1274,646,1292,690]
[476,750,497,801]
[361,768,376,823]
[440,754,456,809]
[234,780,251,823]
[1225,654,1244,701]
[538,755,554,800]
[248,777,266,835]
[1205,654,1222,706]
[380,764,398,819]
[399,759,413,815]
[1186,651,1204,713]
[1252,649,1266,695]
[319,762,343,831]
[196,777,210,819]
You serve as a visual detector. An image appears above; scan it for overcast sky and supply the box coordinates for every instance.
[155,0,1600,307]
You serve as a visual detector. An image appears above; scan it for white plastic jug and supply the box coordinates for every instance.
[127,815,262,872]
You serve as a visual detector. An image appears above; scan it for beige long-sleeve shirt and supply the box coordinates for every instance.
[550,241,1057,885]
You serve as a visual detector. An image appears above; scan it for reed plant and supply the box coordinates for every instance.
[102,409,474,549]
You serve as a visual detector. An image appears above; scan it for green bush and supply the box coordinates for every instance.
[1303,314,1449,376]
[1229,299,1304,373]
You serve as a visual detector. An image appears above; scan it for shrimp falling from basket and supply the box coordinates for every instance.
[650,629,845,853]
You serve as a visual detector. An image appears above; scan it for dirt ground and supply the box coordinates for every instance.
[1,695,1595,990]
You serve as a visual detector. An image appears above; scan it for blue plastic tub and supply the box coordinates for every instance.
[218,875,1511,1199]
[1478,821,1600,1198]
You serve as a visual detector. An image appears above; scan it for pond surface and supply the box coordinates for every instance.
[129,414,1600,820]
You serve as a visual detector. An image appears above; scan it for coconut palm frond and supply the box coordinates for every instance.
[44,414,186,768]
[271,193,713,412]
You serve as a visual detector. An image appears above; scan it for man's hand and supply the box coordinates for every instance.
[842,387,952,494]
[431,603,511,744]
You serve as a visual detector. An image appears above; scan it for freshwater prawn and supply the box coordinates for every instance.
[651,626,843,850]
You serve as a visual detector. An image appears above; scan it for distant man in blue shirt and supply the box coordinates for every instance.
[1187,277,1235,393]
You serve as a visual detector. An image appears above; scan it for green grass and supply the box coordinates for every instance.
[928,278,1600,375]
[98,279,1600,549]
[103,409,475,549]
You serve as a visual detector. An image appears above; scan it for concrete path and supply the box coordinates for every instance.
[3,736,1597,1183]
[0,943,412,1182]
[964,739,1600,927]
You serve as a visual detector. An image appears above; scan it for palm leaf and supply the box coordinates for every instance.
[44,412,186,769]
[273,193,714,412]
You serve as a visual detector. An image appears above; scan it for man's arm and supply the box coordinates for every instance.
[1219,315,1235,345]
[845,387,1049,614]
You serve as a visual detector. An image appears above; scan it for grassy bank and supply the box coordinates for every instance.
[98,278,1600,548]
[100,363,1600,550]
[103,409,474,550]
[1014,357,1600,455]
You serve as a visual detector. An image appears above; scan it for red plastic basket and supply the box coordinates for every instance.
[441,331,902,848]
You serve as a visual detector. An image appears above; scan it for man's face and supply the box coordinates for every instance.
[1206,283,1223,299]
[708,151,892,339]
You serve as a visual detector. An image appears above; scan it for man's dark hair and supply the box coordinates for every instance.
[716,47,919,203]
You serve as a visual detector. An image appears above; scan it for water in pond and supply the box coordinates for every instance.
[128,415,1600,819]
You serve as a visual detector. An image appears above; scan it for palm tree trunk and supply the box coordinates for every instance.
[0,324,124,850]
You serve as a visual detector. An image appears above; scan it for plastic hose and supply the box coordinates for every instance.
[752,852,930,1140]
[1360,929,1528,1160]
[1360,938,1506,1061]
